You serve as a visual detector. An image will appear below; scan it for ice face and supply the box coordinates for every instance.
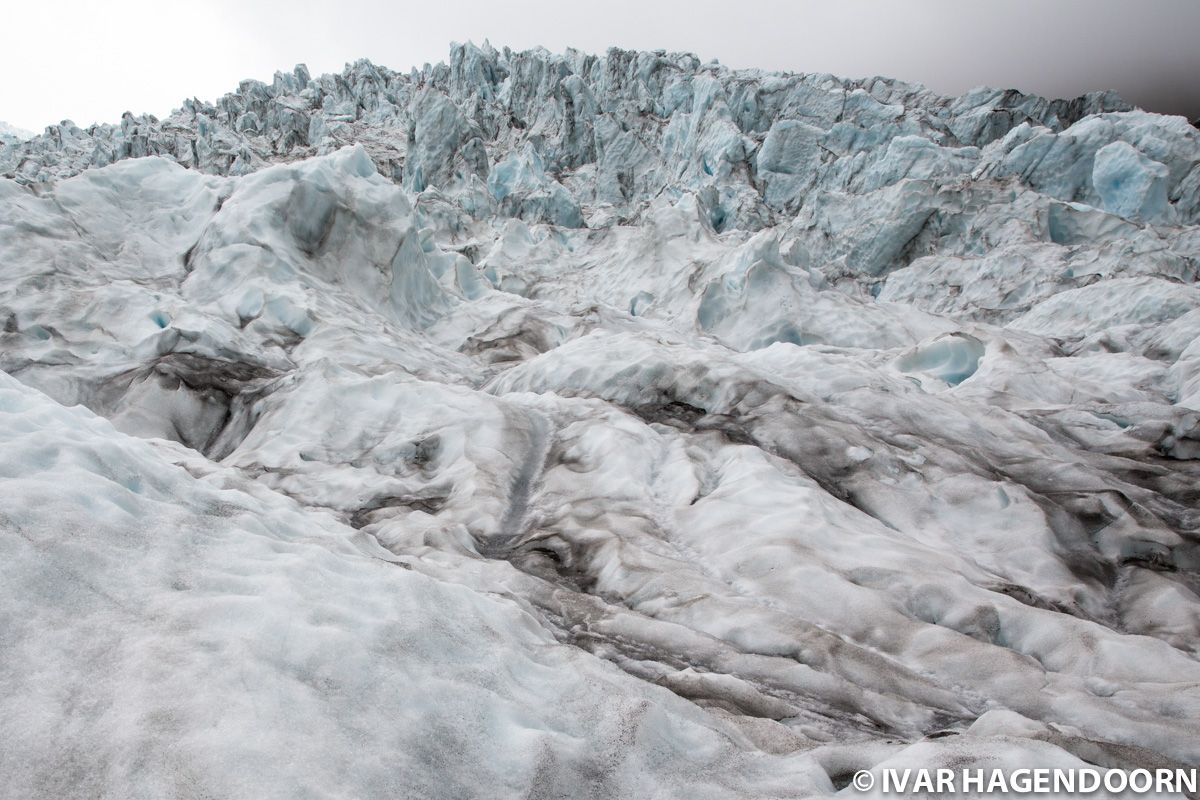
[0,120,34,145]
[1092,140,1172,222]
[1,43,1200,799]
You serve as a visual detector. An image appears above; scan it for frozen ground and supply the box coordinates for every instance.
[1,43,1199,798]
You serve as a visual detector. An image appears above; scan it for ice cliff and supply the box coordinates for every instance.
[1,42,1199,799]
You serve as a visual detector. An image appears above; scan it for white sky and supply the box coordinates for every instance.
[3,0,1198,133]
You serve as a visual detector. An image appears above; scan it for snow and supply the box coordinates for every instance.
[1,43,1199,798]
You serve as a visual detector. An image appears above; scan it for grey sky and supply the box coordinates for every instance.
[3,0,1198,133]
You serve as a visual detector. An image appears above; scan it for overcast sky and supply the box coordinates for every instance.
[3,0,1198,133]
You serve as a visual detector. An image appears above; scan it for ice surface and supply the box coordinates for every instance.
[1,43,1199,798]
[1093,141,1172,222]
[0,373,828,799]
[893,333,986,387]
[0,121,34,144]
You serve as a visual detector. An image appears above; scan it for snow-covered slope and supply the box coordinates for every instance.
[1,44,1199,798]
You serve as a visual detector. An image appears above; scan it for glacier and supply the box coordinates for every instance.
[1,42,1199,798]
[0,121,34,146]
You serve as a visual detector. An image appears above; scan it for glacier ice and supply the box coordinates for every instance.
[1,42,1200,798]
[1092,140,1172,222]
[893,333,986,387]
[0,121,33,145]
